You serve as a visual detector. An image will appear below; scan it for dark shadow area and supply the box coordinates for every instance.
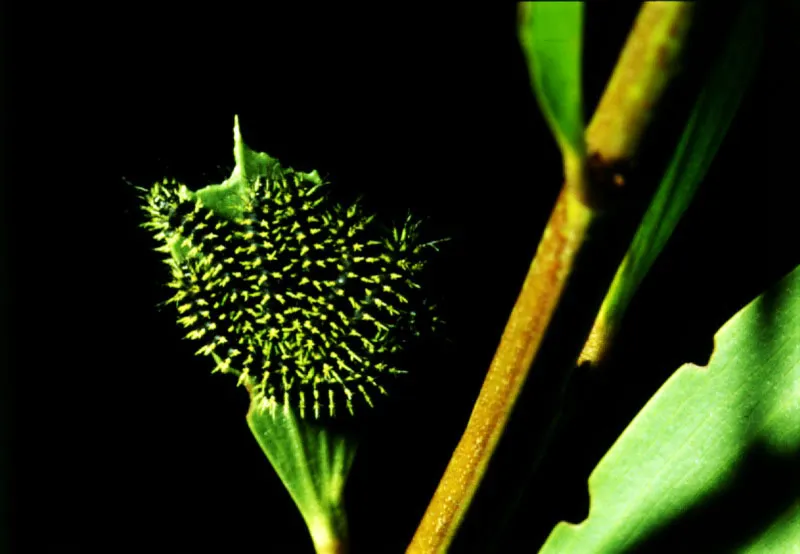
[629,441,800,553]
[1,0,11,551]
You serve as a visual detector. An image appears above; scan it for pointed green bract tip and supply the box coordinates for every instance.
[141,118,441,419]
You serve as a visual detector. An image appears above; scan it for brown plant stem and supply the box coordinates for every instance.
[407,3,694,552]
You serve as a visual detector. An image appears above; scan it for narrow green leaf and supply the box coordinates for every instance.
[540,264,800,553]
[248,401,357,553]
[591,0,764,343]
[518,1,585,163]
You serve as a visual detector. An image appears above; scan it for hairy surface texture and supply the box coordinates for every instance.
[142,172,438,418]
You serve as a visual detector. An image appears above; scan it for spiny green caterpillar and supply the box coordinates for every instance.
[140,118,439,419]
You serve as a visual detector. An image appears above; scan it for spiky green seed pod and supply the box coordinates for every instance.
[141,118,439,419]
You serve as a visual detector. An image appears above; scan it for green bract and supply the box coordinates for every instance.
[141,117,438,419]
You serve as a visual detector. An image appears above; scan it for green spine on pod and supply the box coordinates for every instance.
[140,116,440,419]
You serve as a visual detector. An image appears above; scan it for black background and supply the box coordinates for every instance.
[5,3,798,553]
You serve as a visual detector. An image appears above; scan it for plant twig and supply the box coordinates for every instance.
[407,4,694,552]
[579,0,763,367]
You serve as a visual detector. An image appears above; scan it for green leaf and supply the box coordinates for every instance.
[518,1,585,163]
[540,264,800,553]
[591,0,764,341]
[247,400,357,554]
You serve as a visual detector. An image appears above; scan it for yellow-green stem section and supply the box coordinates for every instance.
[310,520,349,554]
[408,190,594,553]
[586,2,694,165]
[407,3,693,552]
[580,2,695,364]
